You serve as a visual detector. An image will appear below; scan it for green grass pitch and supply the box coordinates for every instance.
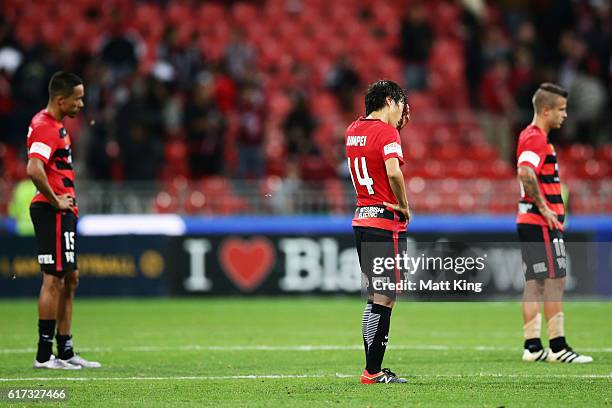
[0,298,610,407]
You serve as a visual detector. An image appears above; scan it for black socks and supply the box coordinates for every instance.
[524,338,544,352]
[550,336,568,353]
[36,320,56,363]
[56,334,74,360]
[365,303,392,375]
[36,320,75,362]
[525,337,569,353]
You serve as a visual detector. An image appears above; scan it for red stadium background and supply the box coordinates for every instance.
[0,0,609,219]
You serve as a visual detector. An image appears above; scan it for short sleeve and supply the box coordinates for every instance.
[517,130,547,173]
[27,125,57,164]
[380,127,404,165]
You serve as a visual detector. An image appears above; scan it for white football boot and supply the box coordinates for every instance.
[522,348,549,362]
[547,347,593,363]
[63,354,102,368]
[33,355,81,370]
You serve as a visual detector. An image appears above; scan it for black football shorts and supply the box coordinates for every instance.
[517,223,566,280]
[354,226,408,299]
[30,202,78,276]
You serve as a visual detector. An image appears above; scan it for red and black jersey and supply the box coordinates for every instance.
[345,117,407,232]
[516,124,564,230]
[27,109,78,216]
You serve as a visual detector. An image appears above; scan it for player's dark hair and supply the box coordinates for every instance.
[365,79,409,130]
[48,71,83,99]
[533,83,568,113]
[538,83,568,98]
[364,80,405,116]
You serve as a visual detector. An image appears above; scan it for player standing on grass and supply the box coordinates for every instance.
[27,72,101,369]
[516,83,592,363]
[346,80,411,384]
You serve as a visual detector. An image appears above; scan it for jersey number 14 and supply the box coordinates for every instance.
[348,157,374,195]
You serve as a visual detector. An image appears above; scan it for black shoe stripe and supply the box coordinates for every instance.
[561,352,576,362]
[535,351,545,361]
[566,354,579,363]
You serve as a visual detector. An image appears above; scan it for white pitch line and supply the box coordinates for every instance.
[0,373,611,382]
[0,374,353,382]
[1,344,611,354]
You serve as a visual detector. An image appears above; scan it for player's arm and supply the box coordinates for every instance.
[383,157,410,224]
[517,165,562,230]
[26,157,73,211]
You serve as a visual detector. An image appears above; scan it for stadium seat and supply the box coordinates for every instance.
[324,179,348,214]
[183,190,207,215]
[595,144,612,162]
[576,159,608,179]
[568,144,595,161]
[153,191,179,214]
[217,196,250,215]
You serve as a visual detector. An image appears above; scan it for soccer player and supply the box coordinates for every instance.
[346,80,411,383]
[27,72,101,369]
[516,83,592,363]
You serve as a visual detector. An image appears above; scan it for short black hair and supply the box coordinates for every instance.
[532,82,568,113]
[365,79,405,116]
[48,71,83,99]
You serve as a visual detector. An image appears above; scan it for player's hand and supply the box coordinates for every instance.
[55,194,75,211]
[384,202,411,224]
[541,206,562,230]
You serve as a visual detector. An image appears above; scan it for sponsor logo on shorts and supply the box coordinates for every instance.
[533,262,547,273]
[356,206,385,219]
[38,255,54,265]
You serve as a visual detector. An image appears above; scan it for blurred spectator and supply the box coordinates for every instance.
[399,3,433,91]
[82,60,114,179]
[236,82,266,179]
[532,0,574,64]
[8,178,35,236]
[480,58,515,160]
[184,75,226,176]
[460,1,484,106]
[100,12,141,83]
[510,48,539,127]
[514,21,543,64]
[558,31,607,144]
[157,27,203,92]
[480,58,516,114]
[578,2,611,84]
[326,56,360,113]
[224,29,256,84]
[115,75,166,179]
[0,70,14,145]
[283,93,317,159]
[0,18,22,141]
[10,45,59,146]
[0,17,21,74]
[482,26,512,68]
[264,162,302,214]
[211,63,237,115]
[120,122,163,180]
